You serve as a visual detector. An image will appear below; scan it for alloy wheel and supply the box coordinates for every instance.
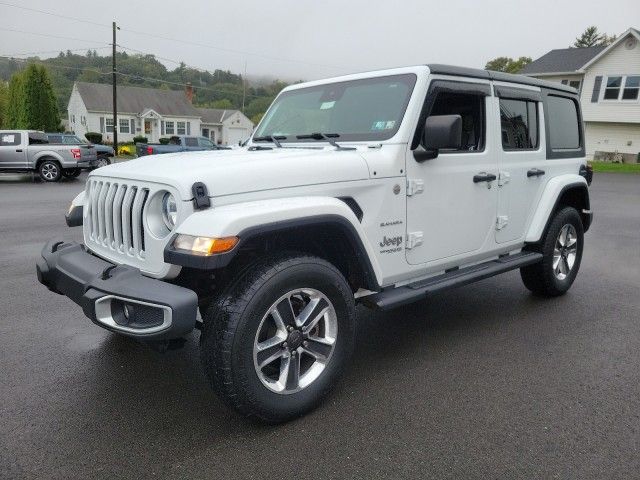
[41,163,58,180]
[253,288,338,394]
[553,224,578,280]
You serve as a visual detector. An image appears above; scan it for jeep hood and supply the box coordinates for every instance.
[92,148,370,199]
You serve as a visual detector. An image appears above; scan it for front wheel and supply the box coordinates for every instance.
[520,206,584,296]
[96,156,111,168]
[200,254,355,423]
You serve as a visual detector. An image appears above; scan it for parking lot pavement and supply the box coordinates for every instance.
[1,172,639,479]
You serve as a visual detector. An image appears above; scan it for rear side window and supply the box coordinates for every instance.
[1,133,21,146]
[499,99,538,149]
[185,137,198,147]
[546,96,580,150]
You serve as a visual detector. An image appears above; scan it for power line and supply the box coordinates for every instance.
[0,1,110,28]
[119,26,345,70]
[1,46,110,57]
[0,27,108,45]
[0,55,111,75]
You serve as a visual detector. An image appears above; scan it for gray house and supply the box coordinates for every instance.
[68,82,254,145]
[520,28,640,161]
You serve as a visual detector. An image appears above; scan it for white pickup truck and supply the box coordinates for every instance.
[37,64,593,422]
[0,130,98,181]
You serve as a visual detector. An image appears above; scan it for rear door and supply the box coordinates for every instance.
[405,78,499,266]
[0,132,27,169]
[493,84,546,243]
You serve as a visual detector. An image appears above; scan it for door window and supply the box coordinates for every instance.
[184,137,198,147]
[499,99,538,149]
[428,92,486,152]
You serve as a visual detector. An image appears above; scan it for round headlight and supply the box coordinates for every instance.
[161,192,177,230]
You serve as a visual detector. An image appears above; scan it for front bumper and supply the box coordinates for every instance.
[36,240,198,340]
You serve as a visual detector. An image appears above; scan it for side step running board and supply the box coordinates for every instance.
[362,251,542,311]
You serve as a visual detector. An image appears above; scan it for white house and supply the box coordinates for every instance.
[197,108,255,146]
[68,82,254,145]
[520,27,640,162]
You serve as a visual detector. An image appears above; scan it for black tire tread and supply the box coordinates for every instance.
[520,206,583,297]
[200,252,354,422]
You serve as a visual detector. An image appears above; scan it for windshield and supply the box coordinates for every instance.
[254,74,417,143]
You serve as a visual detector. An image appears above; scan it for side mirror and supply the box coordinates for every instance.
[413,114,462,162]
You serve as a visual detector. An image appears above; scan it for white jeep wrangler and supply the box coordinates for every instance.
[37,64,593,422]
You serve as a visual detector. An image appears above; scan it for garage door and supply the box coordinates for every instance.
[227,127,248,146]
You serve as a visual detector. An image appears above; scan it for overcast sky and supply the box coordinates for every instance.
[1,0,638,82]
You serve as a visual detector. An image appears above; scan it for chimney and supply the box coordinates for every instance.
[185,82,194,104]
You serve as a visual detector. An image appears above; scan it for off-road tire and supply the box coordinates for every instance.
[520,206,584,296]
[200,253,355,423]
[38,159,62,182]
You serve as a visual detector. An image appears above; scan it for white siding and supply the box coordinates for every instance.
[581,34,640,123]
[585,121,640,157]
[66,85,90,138]
[221,111,254,145]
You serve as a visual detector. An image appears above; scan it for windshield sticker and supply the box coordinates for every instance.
[320,101,335,110]
[371,120,396,131]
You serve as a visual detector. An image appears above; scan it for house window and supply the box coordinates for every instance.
[177,121,186,135]
[622,76,640,100]
[604,76,622,100]
[119,118,130,134]
[165,121,175,135]
[105,118,114,133]
[602,75,640,101]
[71,114,76,123]
[499,98,538,150]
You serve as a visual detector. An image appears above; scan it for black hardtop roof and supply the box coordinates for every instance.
[426,64,578,95]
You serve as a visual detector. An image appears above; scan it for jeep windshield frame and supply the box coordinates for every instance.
[253,73,417,144]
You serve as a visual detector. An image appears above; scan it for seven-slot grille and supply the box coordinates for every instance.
[86,179,149,258]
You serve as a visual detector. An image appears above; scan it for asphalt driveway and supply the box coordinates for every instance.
[1,172,638,479]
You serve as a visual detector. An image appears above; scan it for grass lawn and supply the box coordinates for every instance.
[589,161,640,174]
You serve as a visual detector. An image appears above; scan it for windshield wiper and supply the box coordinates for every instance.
[253,135,286,148]
[295,133,356,150]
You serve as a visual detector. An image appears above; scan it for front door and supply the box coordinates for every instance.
[0,132,27,169]
[405,79,498,266]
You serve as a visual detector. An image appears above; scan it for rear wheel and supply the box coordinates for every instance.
[520,206,584,296]
[38,159,62,182]
[200,253,355,423]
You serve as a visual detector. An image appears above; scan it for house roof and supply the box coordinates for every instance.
[196,108,238,124]
[518,46,606,75]
[580,28,640,70]
[75,82,200,117]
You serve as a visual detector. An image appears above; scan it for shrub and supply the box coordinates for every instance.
[118,144,135,156]
[85,132,103,144]
[159,137,170,145]
[132,135,148,144]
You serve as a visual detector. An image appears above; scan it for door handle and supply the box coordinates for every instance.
[16,149,23,152]
[527,168,545,177]
[473,172,497,183]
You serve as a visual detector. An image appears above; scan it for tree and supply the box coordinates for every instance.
[20,64,61,131]
[0,81,8,128]
[485,56,532,73]
[573,26,617,47]
[5,70,25,128]
[210,99,233,109]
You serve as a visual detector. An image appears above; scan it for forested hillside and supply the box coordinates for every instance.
[0,51,291,123]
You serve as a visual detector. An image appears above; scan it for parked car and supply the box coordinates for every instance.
[37,64,593,422]
[46,133,114,168]
[0,130,98,181]
[136,135,230,157]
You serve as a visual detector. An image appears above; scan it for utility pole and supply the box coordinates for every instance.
[241,60,247,113]
[112,21,118,154]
